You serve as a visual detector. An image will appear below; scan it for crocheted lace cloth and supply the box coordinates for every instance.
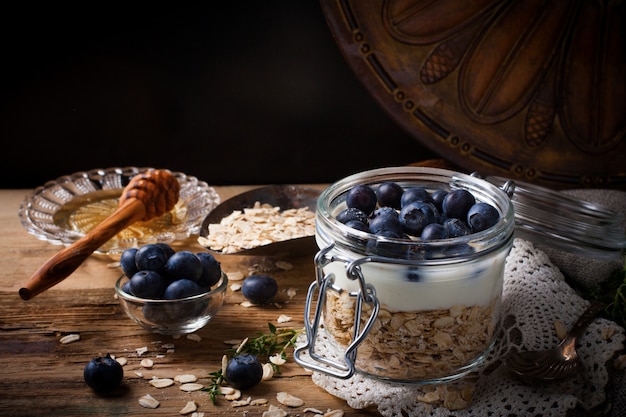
[297,236,625,416]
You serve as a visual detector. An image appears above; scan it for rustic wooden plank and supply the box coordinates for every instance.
[0,188,380,416]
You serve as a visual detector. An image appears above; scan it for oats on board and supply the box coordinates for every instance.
[116,357,127,366]
[174,374,198,383]
[136,346,148,356]
[186,333,202,342]
[277,314,292,323]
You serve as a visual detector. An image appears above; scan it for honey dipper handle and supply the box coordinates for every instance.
[19,198,146,300]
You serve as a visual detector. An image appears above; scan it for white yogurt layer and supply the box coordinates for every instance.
[321,247,507,312]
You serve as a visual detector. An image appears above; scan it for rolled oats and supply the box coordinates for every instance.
[199,202,315,253]
[324,290,497,380]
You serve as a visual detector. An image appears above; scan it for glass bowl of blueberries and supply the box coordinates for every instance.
[114,243,228,335]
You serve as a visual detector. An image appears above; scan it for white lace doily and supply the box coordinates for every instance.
[296,238,625,417]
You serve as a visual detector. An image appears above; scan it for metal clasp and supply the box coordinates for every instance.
[294,244,380,379]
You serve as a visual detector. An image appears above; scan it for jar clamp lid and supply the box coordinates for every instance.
[486,176,626,260]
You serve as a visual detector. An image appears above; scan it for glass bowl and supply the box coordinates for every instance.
[115,272,228,335]
[18,167,220,254]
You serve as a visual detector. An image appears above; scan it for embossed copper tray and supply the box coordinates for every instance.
[320,0,625,189]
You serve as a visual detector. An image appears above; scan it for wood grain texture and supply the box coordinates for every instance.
[0,188,380,417]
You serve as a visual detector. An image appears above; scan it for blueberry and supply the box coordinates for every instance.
[196,252,222,288]
[406,267,424,282]
[241,275,278,304]
[443,218,471,238]
[376,181,404,209]
[442,189,475,220]
[368,207,403,235]
[366,229,407,258]
[225,353,263,390]
[121,280,133,295]
[420,223,448,240]
[135,243,171,274]
[119,247,139,277]
[345,219,370,232]
[155,242,175,258]
[163,279,204,299]
[164,251,203,283]
[336,207,369,225]
[345,184,377,215]
[83,354,124,392]
[129,270,167,299]
[400,186,434,208]
[431,189,448,212]
[467,202,499,232]
[399,201,439,236]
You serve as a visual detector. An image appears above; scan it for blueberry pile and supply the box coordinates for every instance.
[339,181,500,241]
[120,243,222,300]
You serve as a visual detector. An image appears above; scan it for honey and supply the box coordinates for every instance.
[53,189,188,253]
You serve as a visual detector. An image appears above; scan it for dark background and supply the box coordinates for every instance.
[0,2,436,189]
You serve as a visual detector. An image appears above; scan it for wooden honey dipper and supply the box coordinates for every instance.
[19,169,180,300]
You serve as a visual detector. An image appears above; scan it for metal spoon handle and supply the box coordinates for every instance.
[568,301,606,340]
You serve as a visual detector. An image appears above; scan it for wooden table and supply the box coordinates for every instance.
[0,187,381,417]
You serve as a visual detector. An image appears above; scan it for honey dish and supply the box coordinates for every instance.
[18,167,220,255]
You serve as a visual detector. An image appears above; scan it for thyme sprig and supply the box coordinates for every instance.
[203,323,303,404]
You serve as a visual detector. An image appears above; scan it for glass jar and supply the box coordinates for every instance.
[294,167,515,384]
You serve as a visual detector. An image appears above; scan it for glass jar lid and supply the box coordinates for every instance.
[486,176,626,260]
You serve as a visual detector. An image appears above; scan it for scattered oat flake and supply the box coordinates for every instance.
[174,374,198,383]
[262,363,274,380]
[179,400,197,415]
[59,334,80,344]
[134,371,144,378]
[240,301,253,308]
[224,388,242,401]
[116,357,127,366]
[287,287,297,299]
[232,397,251,407]
[149,378,174,388]
[180,383,204,392]
[140,358,154,368]
[107,261,120,268]
[277,314,292,323]
[324,410,345,417]
[226,271,245,281]
[275,261,293,270]
[162,343,175,349]
[251,398,269,405]
[269,354,286,366]
[191,413,204,417]
[263,405,288,417]
[138,394,160,409]
[230,283,242,291]
[304,407,324,414]
[136,346,148,356]
[276,392,304,407]
[219,386,237,395]
[187,333,202,342]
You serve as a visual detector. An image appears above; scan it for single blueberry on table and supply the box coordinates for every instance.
[83,354,124,392]
[345,184,377,215]
[225,353,263,390]
[242,275,278,304]
[376,181,404,209]
[467,202,500,232]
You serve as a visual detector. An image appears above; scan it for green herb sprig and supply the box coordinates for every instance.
[203,323,303,404]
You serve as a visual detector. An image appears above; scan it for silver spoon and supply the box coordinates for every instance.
[503,301,606,382]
